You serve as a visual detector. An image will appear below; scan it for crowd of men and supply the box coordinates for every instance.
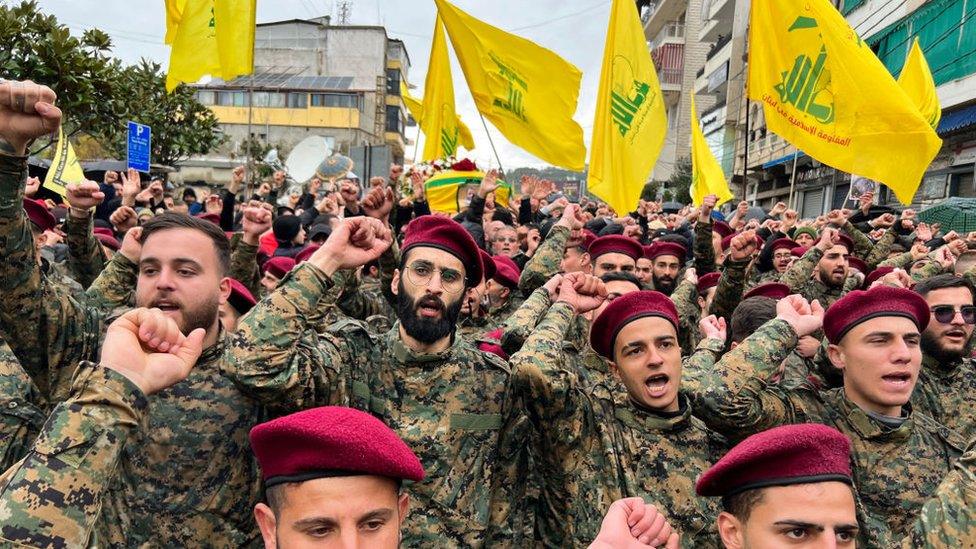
[3,78,976,548]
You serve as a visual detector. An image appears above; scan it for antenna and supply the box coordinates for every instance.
[336,0,352,24]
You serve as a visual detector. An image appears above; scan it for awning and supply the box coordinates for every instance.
[938,104,976,136]
[761,151,806,169]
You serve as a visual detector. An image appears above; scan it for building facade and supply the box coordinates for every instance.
[180,16,410,184]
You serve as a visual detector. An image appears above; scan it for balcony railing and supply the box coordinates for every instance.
[705,33,732,62]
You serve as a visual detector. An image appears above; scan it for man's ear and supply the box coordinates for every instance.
[716,511,745,549]
[254,503,279,549]
[827,343,846,372]
[218,277,232,305]
[391,269,400,296]
[397,493,410,526]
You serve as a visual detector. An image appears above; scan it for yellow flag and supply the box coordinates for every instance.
[422,17,465,161]
[898,38,941,130]
[166,0,255,92]
[747,0,941,205]
[424,170,512,214]
[164,0,187,45]
[690,96,734,206]
[433,0,586,170]
[587,0,667,216]
[43,126,86,198]
[402,79,474,152]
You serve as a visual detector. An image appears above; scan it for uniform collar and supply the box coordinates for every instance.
[616,394,693,432]
[829,389,914,442]
[388,322,460,364]
[921,352,967,376]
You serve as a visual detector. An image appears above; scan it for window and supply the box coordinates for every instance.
[216,91,248,107]
[195,90,215,105]
[252,92,288,108]
[386,105,403,134]
[288,92,307,108]
[310,93,362,110]
[386,68,401,95]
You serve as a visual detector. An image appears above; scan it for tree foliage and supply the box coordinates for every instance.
[667,156,693,204]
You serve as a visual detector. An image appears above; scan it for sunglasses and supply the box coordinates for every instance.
[930,305,976,324]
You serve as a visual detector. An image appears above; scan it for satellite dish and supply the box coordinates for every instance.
[286,135,332,183]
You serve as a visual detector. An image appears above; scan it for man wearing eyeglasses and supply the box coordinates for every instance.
[913,274,976,440]
[227,215,515,547]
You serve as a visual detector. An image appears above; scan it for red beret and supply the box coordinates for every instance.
[581,230,598,251]
[250,406,425,486]
[294,244,320,264]
[589,235,643,262]
[647,241,686,262]
[492,255,520,289]
[477,328,509,360]
[23,199,55,232]
[95,233,121,251]
[262,256,296,279]
[791,246,808,258]
[823,286,929,344]
[696,424,852,497]
[834,233,854,253]
[863,266,894,289]
[93,227,115,239]
[479,249,496,283]
[848,256,867,275]
[590,290,679,360]
[713,220,734,239]
[197,212,221,226]
[402,216,483,285]
[771,238,798,252]
[227,278,257,315]
[697,272,721,295]
[742,282,791,301]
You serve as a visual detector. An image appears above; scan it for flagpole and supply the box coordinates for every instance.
[411,123,421,164]
[479,113,504,173]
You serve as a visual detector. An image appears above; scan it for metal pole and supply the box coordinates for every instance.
[743,94,750,203]
[479,113,504,173]
[787,151,799,209]
[411,123,421,164]
[246,72,255,196]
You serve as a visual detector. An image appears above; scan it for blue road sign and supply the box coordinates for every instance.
[127,121,151,172]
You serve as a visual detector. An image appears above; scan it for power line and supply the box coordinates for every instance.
[390,1,607,41]
[852,0,910,37]
[875,0,964,59]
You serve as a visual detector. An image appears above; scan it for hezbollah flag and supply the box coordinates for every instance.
[402,80,475,152]
[748,0,941,205]
[434,0,586,170]
[43,126,86,198]
[690,96,734,206]
[897,38,941,130]
[166,0,256,92]
[422,16,465,161]
[424,169,513,215]
[587,0,667,216]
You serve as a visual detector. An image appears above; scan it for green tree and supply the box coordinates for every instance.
[667,156,693,205]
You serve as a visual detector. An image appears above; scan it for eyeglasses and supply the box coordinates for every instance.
[930,305,976,324]
[404,263,465,294]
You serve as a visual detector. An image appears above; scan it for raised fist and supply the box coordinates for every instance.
[556,272,607,314]
[729,230,759,262]
[556,203,585,231]
[118,226,143,263]
[0,79,62,154]
[310,216,392,276]
[699,315,727,341]
[590,497,680,549]
[241,202,272,244]
[111,205,138,234]
[65,180,106,211]
[775,294,825,338]
[362,186,394,220]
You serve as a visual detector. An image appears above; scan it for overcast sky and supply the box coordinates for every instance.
[32,0,613,169]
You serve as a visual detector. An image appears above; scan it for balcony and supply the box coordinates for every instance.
[699,0,734,42]
[642,0,688,42]
[652,42,684,93]
[650,21,685,49]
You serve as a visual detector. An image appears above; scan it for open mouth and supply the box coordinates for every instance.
[416,299,444,318]
[944,329,967,340]
[881,371,912,389]
[644,373,670,398]
[152,300,181,312]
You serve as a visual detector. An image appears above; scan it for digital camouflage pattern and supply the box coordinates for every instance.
[519,225,569,295]
[64,211,108,290]
[780,247,848,306]
[912,354,976,442]
[695,318,965,547]
[693,218,717,275]
[0,363,147,548]
[0,336,46,472]
[227,262,515,547]
[507,302,723,547]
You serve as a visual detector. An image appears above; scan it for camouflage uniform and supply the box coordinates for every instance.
[0,335,46,472]
[0,152,265,546]
[64,210,109,289]
[780,247,848,306]
[904,437,976,547]
[508,302,723,547]
[226,262,515,547]
[228,235,263,299]
[693,219,717,276]
[696,318,965,547]
[0,363,148,548]
[672,258,747,356]
[519,225,569,295]
[912,354,976,442]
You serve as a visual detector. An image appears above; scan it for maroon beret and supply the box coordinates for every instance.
[847,256,867,275]
[834,233,854,253]
[95,233,121,251]
[863,266,894,289]
[720,234,734,252]
[647,241,686,262]
[589,235,643,262]
[23,199,55,232]
[697,272,721,294]
[581,230,598,251]
[477,328,509,360]
[93,227,115,239]
[227,278,257,315]
[771,238,798,252]
[492,255,520,289]
[823,286,929,344]
[742,282,792,301]
[479,249,496,283]
[197,212,221,226]
[262,256,296,279]
[791,246,809,258]
[696,423,852,497]
[250,406,425,487]
[590,290,679,360]
[402,216,483,285]
[712,220,734,239]
[294,244,320,264]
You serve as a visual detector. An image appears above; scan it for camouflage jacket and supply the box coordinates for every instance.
[519,225,569,295]
[227,262,515,547]
[64,210,109,290]
[0,153,265,546]
[0,363,147,548]
[0,335,47,472]
[912,354,976,442]
[693,219,717,275]
[508,302,723,547]
[671,278,703,356]
[228,236,263,299]
[696,318,966,547]
[780,247,848,306]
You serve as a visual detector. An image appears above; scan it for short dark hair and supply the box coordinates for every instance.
[913,273,976,299]
[140,212,230,275]
[492,208,514,226]
[731,297,778,343]
[600,271,642,288]
[721,488,765,522]
[265,479,403,518]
